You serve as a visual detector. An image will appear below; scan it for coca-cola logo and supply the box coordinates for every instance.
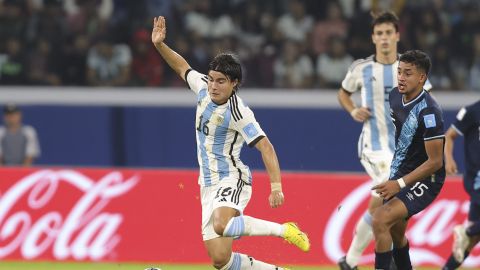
[0,169,139,260]
[323,181,480,267]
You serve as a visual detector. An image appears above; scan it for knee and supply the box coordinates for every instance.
[209,250,231,269]
[213,217,229,236]
[372,211,388,235]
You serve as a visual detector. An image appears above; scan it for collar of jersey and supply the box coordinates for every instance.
[402,89,425,107]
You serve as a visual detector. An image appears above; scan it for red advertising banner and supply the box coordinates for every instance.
[0,168,476,267]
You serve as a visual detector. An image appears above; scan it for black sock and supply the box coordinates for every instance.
[466,221,480,236]
[442,251,470,270]
[392,241,412,270]
[375,250,392,270]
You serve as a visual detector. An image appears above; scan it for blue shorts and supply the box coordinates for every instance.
[395,178,444,218]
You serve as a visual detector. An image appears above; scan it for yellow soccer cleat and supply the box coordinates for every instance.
[282,222,310,252]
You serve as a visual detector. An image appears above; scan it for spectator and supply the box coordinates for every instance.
[273,40,314,89]
[27,38,62,85]
[0,37,27,85]
[0,104,40,166]
[430,43,455,90]
[469,32,480,92]
[184,0,235,39]
[0,0,26,40]
[86,36,132,87]
[61,34,89,86]
[130,29,164,86]
[276,0,313,43]
[64,0,113,39]
[316,36,353,89]
[311,1,348,56]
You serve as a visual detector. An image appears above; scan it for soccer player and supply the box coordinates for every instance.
[336,11,431,270]
[442,100,480,270]
[371,50,445,270]
[151,16,310,270]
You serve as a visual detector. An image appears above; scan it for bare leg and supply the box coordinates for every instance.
[372,198,408,270]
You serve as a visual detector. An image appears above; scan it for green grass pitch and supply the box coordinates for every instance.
[0,261,455,270]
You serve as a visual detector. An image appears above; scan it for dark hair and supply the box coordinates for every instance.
[399,50,431,75]
[371,11,399,32]
[208,53,242,91]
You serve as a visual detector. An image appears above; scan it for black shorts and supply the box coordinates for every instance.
[395,178,444,218]
[469,199,480,222]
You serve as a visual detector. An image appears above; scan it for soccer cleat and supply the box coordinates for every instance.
[452,225,469,262]
[282,222,310,252]
[337,256,358,270]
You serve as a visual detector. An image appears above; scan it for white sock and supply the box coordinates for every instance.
[221,252,285,270]
[223,215,284,237]
[346,212,373,267]
[220,252,236,270]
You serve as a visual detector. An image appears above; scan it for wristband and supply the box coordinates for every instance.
[350,108,358,117]
[397,178,406,188]
[271,182,282,192]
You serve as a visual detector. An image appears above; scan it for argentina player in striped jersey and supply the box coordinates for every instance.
[337,11,430,270]
[151,16,309,270]
[372,50,445,270]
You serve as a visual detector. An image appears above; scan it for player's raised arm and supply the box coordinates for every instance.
[151,16,191,81]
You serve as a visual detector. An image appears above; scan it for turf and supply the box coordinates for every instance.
[0,262,455,270]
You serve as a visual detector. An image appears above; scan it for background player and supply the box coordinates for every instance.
[372,50,445,270]
[151,16,309,270]
[442,100,480,270]
[337,11,422,270]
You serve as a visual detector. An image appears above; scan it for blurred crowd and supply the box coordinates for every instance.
[0,0,480,91]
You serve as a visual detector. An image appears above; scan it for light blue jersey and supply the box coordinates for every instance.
[341,55,432,156]
[186,69,265,187]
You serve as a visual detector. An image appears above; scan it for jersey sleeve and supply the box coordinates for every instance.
[185,69,208,94]
[0,127,4,156]
[341,62,360,93]
[230,95,266,147]
[24,126,41,157]
[424,78,433,91]
[451,105,475,136]
[420,107,445,141]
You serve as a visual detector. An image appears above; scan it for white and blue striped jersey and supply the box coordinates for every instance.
[186,69,266,187]
[341,55,432,155]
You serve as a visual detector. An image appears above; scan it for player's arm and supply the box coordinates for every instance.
[444,127,459,175]
[254,137,284,208]
[151,16,191,81]
[373,138,444,200]
[23,156,34,166]
[400,138,444,186]
[24,127,40,166]
[337,88,371,122]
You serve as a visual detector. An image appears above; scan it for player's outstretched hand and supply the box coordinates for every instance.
[350,107,371,122]
[152,16,166,46]
[269,190,284,208]
[371,180,400,201]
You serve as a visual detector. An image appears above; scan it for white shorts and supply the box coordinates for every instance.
[359,150,393,197]
[200,180,252,241]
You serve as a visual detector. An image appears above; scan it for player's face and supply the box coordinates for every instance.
[207,70,237,104]
[372,23,399,55]
[4,112,22,127]
[397,61,426,95]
